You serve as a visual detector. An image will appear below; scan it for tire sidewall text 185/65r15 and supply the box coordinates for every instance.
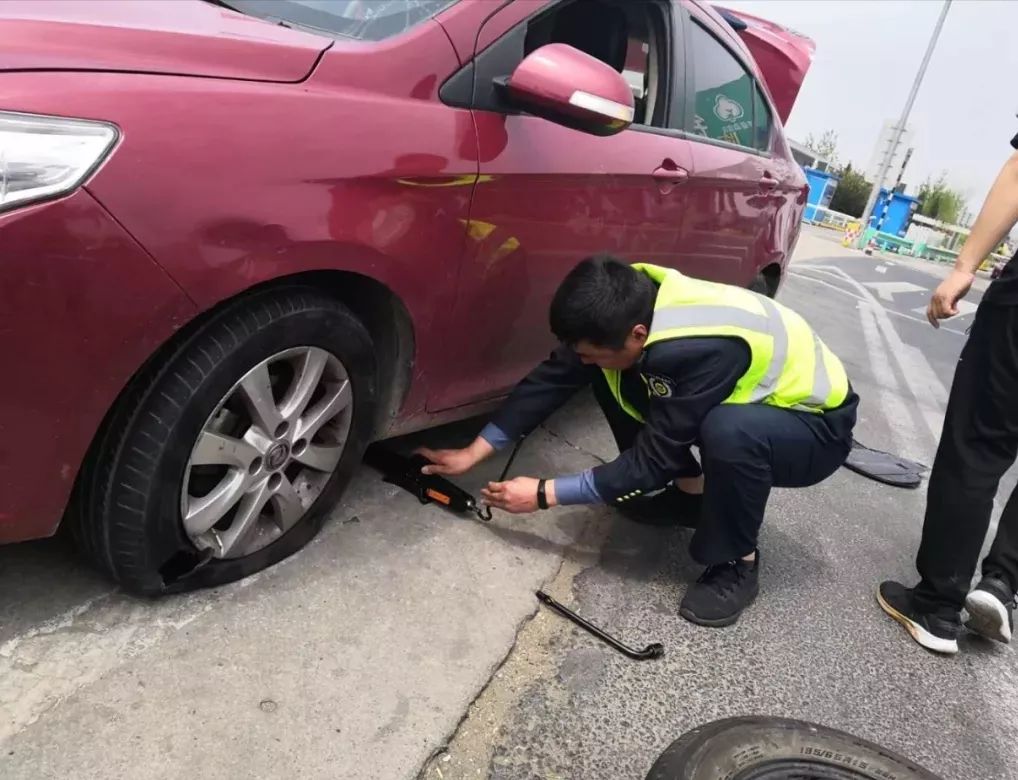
[75,288,377,596]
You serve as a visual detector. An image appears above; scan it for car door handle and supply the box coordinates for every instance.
[759,175,779,190]
[652,165,689,182]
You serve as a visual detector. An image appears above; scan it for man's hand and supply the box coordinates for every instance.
[481,476,549,514]
[927,270,975,328]
[416,437,494,476]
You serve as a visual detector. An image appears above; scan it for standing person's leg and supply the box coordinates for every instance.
[915,305,1018,610]
[965,309,1018,645]
[680,399,856,627]
[968,485,1018,642]
[982,487,1018,594]
[882,303,1018,651]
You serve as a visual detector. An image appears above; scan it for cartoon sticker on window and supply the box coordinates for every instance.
[713,94,744,122]
[695,74,755,147]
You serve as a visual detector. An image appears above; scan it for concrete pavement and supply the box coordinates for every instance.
[3,227,1016,779]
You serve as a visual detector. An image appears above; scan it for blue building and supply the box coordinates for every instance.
[869,189,920,237]
[802,167,840,222]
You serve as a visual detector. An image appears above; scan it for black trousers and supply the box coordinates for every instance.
[915,302,1018,616]
[592,378,857,565]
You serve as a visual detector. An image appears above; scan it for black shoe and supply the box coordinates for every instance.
[620,486,701,528]
[679,554,759,627]
[965,575,1015,644]
[876,581,959,654]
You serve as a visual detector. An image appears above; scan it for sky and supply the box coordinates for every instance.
[722,0,1018,214]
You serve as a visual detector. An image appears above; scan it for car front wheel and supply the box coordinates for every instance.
[75,287,377,595]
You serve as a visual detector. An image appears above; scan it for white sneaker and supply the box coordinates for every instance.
[964,576,1015,644]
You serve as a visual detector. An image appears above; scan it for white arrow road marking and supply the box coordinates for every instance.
[863,280,927,302]
[793,264,1000,547]
[911,299,978,318]
[792,268,970,335]
[826,267,948,444]
[857,297,922,458]
[789,272,965,336]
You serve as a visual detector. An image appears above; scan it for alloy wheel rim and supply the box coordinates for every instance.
[180,346,353,559]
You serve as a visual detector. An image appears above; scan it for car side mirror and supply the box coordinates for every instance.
[501,43,634,137]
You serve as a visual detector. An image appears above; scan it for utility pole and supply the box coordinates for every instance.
[893,147,914,194]
[856,0,951,247]
[875,146,915,233]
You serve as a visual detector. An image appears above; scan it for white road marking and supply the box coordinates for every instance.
[875,265,888,274]
[826,267,949,444]
[799,261,1003,622]
[857,300,923,457]
[789,271,967,336]
[911,299,978,318]
[863,280,927,302]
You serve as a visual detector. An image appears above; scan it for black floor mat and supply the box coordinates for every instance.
[843,440,928,489]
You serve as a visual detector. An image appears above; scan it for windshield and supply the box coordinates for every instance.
[217,0,458,41]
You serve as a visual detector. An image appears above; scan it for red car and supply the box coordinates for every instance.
[0,0,811,594]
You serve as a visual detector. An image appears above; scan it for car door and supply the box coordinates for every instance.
[673,2,782,287]
[428,0,696,411]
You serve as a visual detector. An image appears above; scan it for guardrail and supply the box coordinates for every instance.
[802,204,854,231]
[920,245,955,264]
[860,230,1007,270]
[807,207,1012,269]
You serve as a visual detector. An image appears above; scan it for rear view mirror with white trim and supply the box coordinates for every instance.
[500,43,634,137]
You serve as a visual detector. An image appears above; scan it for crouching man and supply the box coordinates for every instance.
[420,256,857,627]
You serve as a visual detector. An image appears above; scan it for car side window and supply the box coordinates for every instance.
[753,85,773,152]
[429,0,662,129]
[618,5,670,127]
[687,20,769,152]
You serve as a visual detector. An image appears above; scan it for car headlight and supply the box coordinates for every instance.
[0,112,119,213]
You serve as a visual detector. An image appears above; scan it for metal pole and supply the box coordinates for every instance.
[856,0,951,247]
[875,146,914,233]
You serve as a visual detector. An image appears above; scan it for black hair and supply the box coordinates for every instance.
[549,254,656,349]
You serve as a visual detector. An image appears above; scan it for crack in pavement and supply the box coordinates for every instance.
[415,422,613,779]
[414,595,544,779]
[416,510,613,780]
[539,423,608,466]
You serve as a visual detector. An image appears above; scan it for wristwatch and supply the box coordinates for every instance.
[537,479,549,510]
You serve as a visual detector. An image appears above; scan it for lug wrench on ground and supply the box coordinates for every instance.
[536,590,665,661]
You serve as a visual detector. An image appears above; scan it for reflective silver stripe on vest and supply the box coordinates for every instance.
[650,305,770,335]
[651,302,787,403]
[805,333,834,407]
[747,296,788,402]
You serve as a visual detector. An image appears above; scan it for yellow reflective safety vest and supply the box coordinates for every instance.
[603,263,849,422]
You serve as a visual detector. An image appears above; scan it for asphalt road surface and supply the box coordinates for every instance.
[3,231,1017,780]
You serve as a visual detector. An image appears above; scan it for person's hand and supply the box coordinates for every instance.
[927,270,975,328]
[481,476,543,514]
[416,437,494,476]
[416,447,480,476]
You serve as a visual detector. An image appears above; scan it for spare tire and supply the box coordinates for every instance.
[646,717,942,780]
